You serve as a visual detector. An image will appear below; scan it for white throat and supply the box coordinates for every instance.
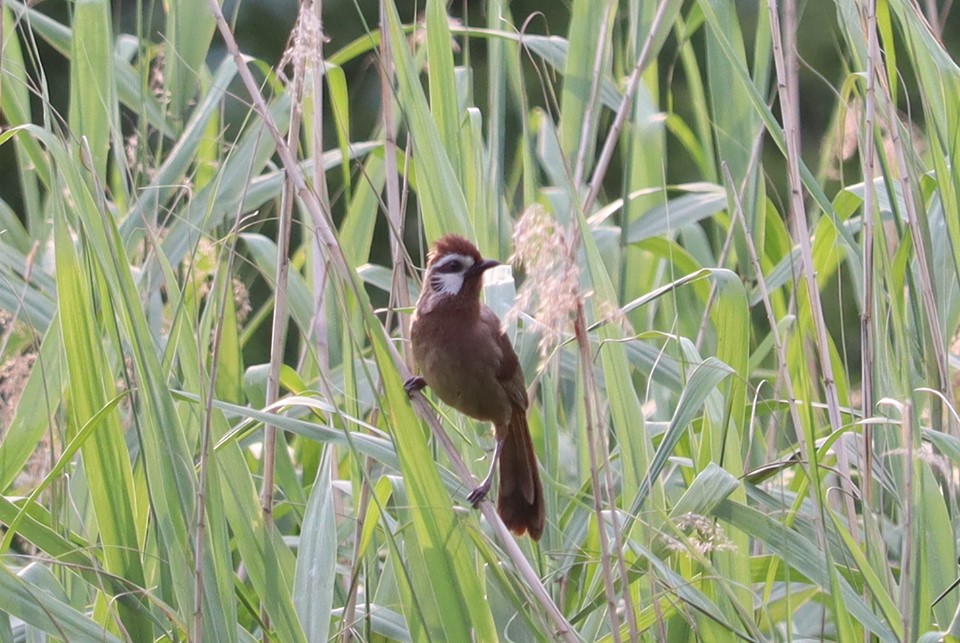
[429,253,473,296]
[432,272,465,296]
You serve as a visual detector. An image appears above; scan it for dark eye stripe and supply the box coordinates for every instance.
[435,259,464,274]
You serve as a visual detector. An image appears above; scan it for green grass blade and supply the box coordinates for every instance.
[383,0,470,239]
[165,0,216,118]
[0,566,123,642]
[68,0,117,181]
[293,449,338,641]
[54,188,150,640]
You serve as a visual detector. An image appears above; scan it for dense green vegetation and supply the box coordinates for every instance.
[1,0,959,640]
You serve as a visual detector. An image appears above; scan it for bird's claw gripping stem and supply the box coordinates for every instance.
[467,439,502,507]
[467,480,491,507]
[403,376,426,396]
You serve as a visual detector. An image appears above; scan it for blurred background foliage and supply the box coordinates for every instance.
[4,0,958,368]
[1,0,960,641]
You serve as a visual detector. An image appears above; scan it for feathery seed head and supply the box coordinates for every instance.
[512,205,581,358]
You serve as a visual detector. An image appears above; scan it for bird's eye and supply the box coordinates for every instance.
[437,259,463,274]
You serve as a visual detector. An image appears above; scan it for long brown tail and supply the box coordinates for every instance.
[497,407,545,540]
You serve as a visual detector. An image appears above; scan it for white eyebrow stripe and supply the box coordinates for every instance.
[432,253,473,271]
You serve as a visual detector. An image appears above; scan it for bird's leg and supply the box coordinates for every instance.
[403,376,427,396]
[467,437,503,507]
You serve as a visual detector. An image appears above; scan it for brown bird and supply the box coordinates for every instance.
[404,234,545,540]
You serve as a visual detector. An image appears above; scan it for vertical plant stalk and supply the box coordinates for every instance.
[767,0,860,539]
[259,8,308,636]
[567,247,637,639]
[339,459,371,643]
[306,0,349,630]
[697,127,766,355]
[724,161,809,490]
[859,0,879,509]
[572,0,616,187]
[193,229,243,641]
[899,402,914,640]
[921,0,943,39]
[866,0,955,457]
[205,3,575,639]
[565,3,672,635]
[309,0,333,379]
[872,57,956,428]
[724,160,840,637]
[259,116,298,521]
[560,1,634,631]
[343,3,407,640]
[77,137,227,641]
[582,0,673,216]
[694,213,738,349]
[572,303,623,643]
[307,0,343,531]
[379,0,412,347]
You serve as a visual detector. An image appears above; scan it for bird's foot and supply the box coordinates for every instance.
[467,479,491,507]
[403,376,426,396]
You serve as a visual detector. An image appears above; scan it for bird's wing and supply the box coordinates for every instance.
[481,306,528,410]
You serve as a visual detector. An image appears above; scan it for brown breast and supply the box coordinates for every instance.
[410,304,515,426]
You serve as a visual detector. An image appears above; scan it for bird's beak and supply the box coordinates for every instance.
[467,258,500,278]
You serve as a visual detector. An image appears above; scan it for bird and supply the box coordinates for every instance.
[404,234,545,540]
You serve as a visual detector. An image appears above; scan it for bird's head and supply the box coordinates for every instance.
[418,234,500,310]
